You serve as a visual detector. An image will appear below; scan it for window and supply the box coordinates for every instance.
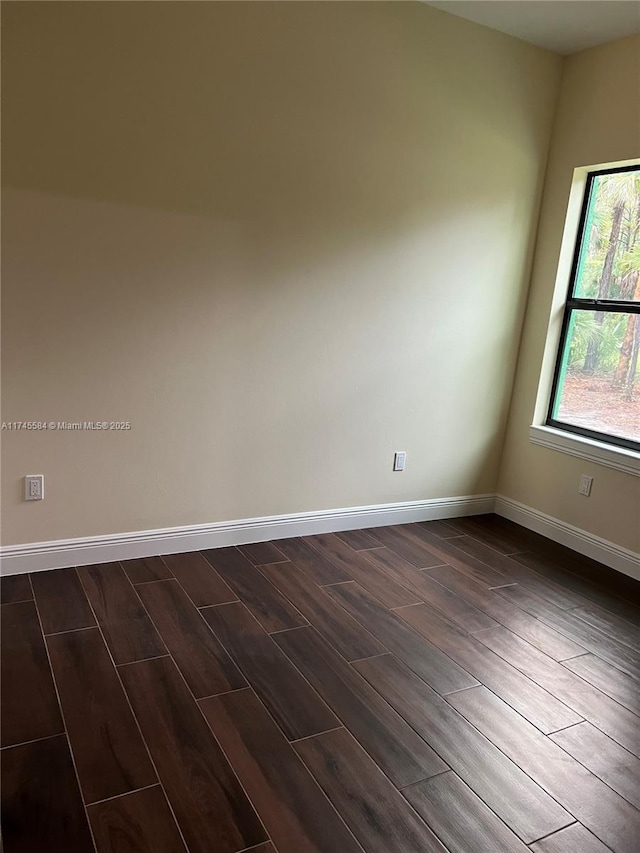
[546,164,640,452]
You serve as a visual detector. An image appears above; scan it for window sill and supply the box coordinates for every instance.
[529,424,640,476]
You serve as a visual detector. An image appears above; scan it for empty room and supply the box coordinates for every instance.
[1,2,639,852]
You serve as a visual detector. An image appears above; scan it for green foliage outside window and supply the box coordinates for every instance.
[549,166,640,448]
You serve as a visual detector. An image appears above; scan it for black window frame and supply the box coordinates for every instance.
[546,163,640,453]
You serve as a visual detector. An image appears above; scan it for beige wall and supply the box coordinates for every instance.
[498,35,640,553]
[1,2,561,545]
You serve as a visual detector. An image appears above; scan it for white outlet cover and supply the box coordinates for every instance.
[578,474,593,497]
[24,474,44,501]
[393,451,407,472]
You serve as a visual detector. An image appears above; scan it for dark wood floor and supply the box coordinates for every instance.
[2,514,640,853]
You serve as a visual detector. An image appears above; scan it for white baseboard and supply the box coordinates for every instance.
[0,493,495,575]
[494,495,640,582]
[4,493,637,581]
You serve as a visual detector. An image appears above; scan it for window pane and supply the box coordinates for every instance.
[574,169,640,302]
[551,309,640,444]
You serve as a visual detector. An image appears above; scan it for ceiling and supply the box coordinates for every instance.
[424,1,640,54]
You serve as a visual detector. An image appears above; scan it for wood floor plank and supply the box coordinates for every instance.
[88,785,187,853]
[496,584,640,681]
[326,581,478,694]
[530,824,612,853]
[403,770,529,853]
[0,574,32,604]
[78,563,167,665]
[237,541,288,565]
[199,688,362,853]
[529,542,640,605]
[464,518,622,602]
[274,626,447,786]
[492,580,584,623]
[550,721,640,809]
[358,545,432,593]
[4,520,635,853]
[570,604,640,651]
[364,524,447,569]
[335,528,383,550]
[354,654,573,844]
[452,537,584,609]
[201,603,338,740]
[474,625,640,756]
[418,519,464,539]
[121,557,173,585]
[135,580,246,699]
[426,564,585,660]
[434,516,485,537]
[447,514,545,555]
[445,535,525,576]
[160,551,238,607]
[295,728,447,853]
[365,548,497,631]
[304,533,422,608]
[260,562,385,661]
[449,685,640,853]
[563,653,640,715]
[511,546,640,611]
[273,537,351,585]
[1,601,63,747]
[31,568,96,634]
[119,656,266,853]
[510,550,640,623]
[47,627,157,804]
[398,527,510,586]
[397,603,580,733]
[1,734,94,853]
[202,547,308,632]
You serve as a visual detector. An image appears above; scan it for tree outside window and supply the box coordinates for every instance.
[548,165,640,450]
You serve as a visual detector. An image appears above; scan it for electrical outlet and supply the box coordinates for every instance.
[578,474,593,497]
[24,474,44,501]
[393,451,407,472]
